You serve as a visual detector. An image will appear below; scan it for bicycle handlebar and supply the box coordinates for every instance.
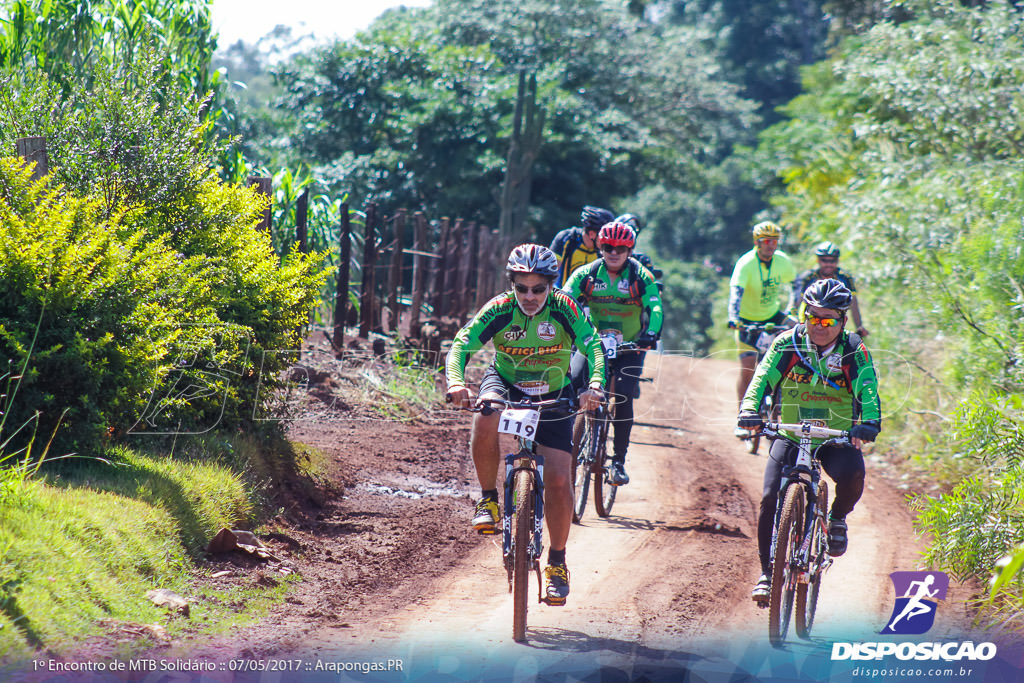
[736,320,796,333]
[463,397,579,413]
[763,422,850,441]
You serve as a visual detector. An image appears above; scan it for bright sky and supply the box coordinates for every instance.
[210,0,434,47]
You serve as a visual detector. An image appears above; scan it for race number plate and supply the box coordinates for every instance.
[600,333,621,359]
[498,408,540,439]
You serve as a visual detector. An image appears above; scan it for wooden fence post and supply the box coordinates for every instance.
[15,137,49,181]
[444,219,464,317]
[387,209,407,333]
[296,187,309,253]
[332,202,351,355]
[475,225,495,309]
[360,203,378,339]
[431,218,451,318]
[409,212,428,335]
[491,229,504,298]
[459,222,480,322]
[247,176,273,231]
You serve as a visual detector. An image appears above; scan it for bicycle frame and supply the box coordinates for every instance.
[767,422,847,576]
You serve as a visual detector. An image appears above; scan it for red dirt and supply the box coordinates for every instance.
[20,333,999,680]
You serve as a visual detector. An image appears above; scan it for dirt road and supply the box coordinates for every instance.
[235,352,977,679]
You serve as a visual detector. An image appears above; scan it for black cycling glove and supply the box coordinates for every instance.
[737,410,764,430]
[849,422,880,442]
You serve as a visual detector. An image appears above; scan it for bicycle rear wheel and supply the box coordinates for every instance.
[571,413,593,524]
[512,468,534,642]
[769,484,805,647]
[796,481,829,638]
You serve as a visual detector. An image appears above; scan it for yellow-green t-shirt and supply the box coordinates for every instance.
[729,249,796,321]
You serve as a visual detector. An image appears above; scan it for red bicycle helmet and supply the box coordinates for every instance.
[597,221,636,248]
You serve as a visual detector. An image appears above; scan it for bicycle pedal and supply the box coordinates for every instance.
[753,596,769,608]
[475,524,497,535]
[542,596,566,607]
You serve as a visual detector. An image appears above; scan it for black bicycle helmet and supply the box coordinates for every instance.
[815,241,841,258]
[614,213,643,234]
[506,243,559,279]
[581,206,614,232]
[802,278,852,312]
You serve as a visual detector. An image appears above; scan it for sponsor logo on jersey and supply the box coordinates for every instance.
[505,325,527,341]
[826,353,843,373]
[537,322,556,341]
[515,380,550,396]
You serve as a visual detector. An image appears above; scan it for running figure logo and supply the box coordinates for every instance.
[880,571,949,635]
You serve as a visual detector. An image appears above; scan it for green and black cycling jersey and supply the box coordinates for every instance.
[446,289,605,395]
[741,326,881,444]
[561,258,663,342]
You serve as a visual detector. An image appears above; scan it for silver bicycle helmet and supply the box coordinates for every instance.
[802,278,852,312]
[506,243,558,279]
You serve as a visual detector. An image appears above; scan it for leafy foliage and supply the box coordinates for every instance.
[0,49,328,455]
[0,0,218,95]
[263,0,757,246]
[756,0,1024,613]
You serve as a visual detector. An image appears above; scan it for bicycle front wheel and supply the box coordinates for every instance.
[769,484,805,647]
[796,481,829,639]
[571,413,593,524]
[592,415,617,517]
[512,468,534,643]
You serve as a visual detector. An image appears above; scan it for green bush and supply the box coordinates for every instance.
[0,48,328,455]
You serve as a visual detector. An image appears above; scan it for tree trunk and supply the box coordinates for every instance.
[498,71,546,244]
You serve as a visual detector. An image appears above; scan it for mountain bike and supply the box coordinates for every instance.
[737,322,789,454]
[753,421,848,647]
[571,336,643,522]
[468,396,578,642]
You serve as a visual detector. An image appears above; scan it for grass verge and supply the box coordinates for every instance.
[0,434,314,667]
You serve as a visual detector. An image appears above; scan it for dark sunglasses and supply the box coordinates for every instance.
[513,283,550,295]
[818,257,838,264]
[600,244,629,254]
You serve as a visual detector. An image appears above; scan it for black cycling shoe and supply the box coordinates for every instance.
[828,518,848,556]
[608,462,630,486]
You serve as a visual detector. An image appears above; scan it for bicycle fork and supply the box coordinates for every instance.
[502,451,546,595]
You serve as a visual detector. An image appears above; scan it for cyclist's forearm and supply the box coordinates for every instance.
[740,345,784,412]
[585,337,605,387]
[643,277,663,334]
[850,297,864,329]
[444,345,471,388]
[728,285,743,322]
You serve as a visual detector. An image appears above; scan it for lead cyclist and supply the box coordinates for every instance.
[445,244,604,606]
[737,279,882,602]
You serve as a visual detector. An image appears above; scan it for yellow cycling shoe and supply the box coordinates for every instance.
[543,564,570,606]
[471,498,499,534]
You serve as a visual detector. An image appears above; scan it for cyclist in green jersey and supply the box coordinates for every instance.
[727,221,798,433]
[736,279,881,602]
[446,244,605,605]
[563,221,663,486]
